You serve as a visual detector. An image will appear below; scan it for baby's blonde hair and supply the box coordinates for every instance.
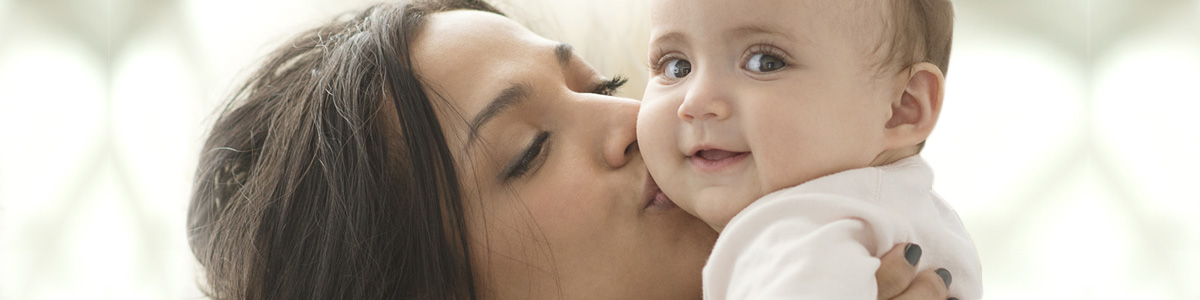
[881,0,955,75]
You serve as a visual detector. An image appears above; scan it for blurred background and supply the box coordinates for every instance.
[0,0,1197,298]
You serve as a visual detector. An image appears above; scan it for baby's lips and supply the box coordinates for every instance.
[696,149,742,161]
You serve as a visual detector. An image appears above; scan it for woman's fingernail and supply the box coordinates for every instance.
[949,298,959,300]
[935,268,953,288]
[904,243,922,266]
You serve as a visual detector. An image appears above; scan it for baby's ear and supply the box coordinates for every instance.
[884,62,944,150]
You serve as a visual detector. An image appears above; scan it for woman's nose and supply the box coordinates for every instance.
[677,71,732,123]
[586,95,640,169]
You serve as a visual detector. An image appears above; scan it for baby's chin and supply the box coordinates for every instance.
[681,188,761,232]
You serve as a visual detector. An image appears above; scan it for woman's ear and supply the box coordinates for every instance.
[884,62,944,150]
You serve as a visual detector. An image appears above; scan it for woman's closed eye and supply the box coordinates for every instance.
[496,76,624,182]
[500,131,551,181]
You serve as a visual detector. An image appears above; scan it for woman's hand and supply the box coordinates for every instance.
[876,243,955,300]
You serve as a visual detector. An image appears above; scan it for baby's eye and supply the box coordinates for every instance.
[745,53,786,73]
[665,59,692,79]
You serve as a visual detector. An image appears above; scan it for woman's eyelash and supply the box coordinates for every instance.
[502,131,550,180]
[593,75,628,96]
[497,74,621,182]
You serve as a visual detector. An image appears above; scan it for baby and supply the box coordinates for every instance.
[637,0,981,299]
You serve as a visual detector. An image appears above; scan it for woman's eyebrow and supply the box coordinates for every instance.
[464,43,573,151]
[466,83,530,150]
[555,43,573,68]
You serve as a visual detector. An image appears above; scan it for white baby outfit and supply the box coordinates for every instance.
[703,155,982,299]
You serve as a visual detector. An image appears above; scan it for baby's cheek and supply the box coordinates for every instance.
[636,97,674,126]
[637,94,695,206]
[635,101,678,161]
[637,125,676,186]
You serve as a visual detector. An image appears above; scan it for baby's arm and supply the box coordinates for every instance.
[704,193,916,299]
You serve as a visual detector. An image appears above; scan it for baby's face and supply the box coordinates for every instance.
[639,0,900,230]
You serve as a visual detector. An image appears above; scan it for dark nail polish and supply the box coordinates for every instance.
[949,298,959,300]
[904,243,922,266]
[935,268,952,288]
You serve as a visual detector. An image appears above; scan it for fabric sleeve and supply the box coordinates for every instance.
[704,193,910,300]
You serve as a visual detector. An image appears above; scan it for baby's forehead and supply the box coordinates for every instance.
[649,0,890,45]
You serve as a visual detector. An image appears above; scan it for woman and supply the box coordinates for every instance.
[187,0,952,298]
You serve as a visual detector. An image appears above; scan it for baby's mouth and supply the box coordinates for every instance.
[695,149,742,161]
[689,149,750,172]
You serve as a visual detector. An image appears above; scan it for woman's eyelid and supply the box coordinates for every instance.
[497,135,530,180]
[501,131,550,181]
[518,132,551,178]
[523,133,551,178]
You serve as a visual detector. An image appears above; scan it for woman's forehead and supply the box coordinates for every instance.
[413,11,557,109]
[414,10,552,74]
[409,10,599,156]
[420,10,540,48]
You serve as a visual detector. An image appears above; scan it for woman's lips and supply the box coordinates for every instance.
[643,174,678,210]
[689,149,749,172]
[650,189,677,209]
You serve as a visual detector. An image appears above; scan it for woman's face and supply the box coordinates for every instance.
[411,10,718,299]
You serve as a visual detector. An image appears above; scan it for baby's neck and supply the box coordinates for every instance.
[870,145,920,167]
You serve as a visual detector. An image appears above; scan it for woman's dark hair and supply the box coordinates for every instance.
[187,1,501,299]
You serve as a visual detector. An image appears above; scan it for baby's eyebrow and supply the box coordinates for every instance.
[727,24,793,41]
[649,31,686,47]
